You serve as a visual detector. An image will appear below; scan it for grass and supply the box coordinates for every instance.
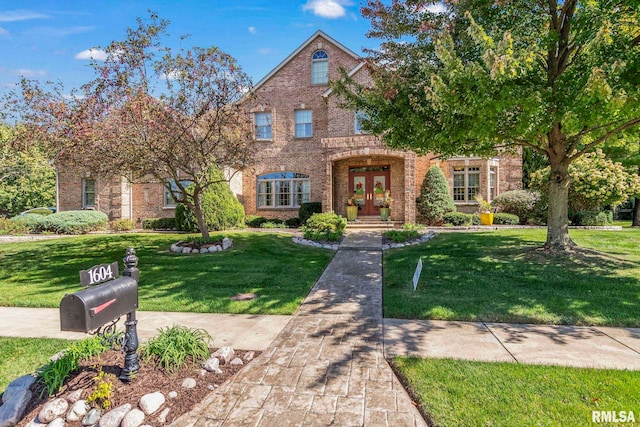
[392,357,640,427]
[383,228,640,326]
[0,337,71,392]
[0,232,334,315]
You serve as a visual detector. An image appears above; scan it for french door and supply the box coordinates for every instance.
[349,166,390,216]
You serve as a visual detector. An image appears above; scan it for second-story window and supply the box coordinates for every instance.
[311,50,329,85]
[254,112,272,140]
[295,110,313,138]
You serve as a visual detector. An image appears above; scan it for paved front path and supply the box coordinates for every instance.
[171,231,426,427]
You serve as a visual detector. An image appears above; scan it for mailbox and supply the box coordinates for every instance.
[60,276,138,333]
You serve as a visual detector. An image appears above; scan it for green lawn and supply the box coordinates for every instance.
[393,357,640,427]
[383,228,640,326]
[0,232,334,315]
[0,337,71,392]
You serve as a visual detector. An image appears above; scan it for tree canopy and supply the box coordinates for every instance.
[335,0,640,250]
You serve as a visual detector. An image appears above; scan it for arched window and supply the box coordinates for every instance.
[311,50,329,85]
[257,172,310,208]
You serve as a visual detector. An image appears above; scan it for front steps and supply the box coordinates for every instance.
[346,216,400,229]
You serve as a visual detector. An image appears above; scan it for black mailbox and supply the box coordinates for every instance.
[60,276,138,333]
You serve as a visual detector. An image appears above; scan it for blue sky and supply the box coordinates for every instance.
[0,0,382,94]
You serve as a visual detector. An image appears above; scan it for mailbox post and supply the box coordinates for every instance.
[59,247,140,382]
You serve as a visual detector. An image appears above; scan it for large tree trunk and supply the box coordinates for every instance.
[545,134,574,250]
[192,192,210,240]
[633,196,640,227]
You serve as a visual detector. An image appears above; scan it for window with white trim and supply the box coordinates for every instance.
[452,166,480,202]
[294,110,312,138]
[254,112,272,140]
[311,50,329,85]
[354,110,369,134]
[82,178,95,208]
[257,172,310,208]
[164,179,192,208]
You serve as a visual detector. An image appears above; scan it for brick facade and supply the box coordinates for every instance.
[56,31,522,225]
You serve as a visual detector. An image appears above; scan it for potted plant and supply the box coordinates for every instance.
[379,190,392,221]
[474,194,494,225]
[346,197,358,221]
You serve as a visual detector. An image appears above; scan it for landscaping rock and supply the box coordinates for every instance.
[38,398,68,424]
[81,408,100,426]
[66,400,89,422]
[156,408,171,425]
[243,351,255,362]
[222,237,232,250]
[203,357,220,372]
[23,418,46,427]
[47,418,65,427]
[212,347,235,364]
[215,245,222,251]
[230,357,244,366]
[167,391,178,399]
[181,378,197,389]
[65,389,84,404]
[2,375,36,404]
[122,408,146,427]
[138,392,165,415]
[207,246,217,253]
[0,388,32,427]
[99,403,131,427]
[199,248,208,254]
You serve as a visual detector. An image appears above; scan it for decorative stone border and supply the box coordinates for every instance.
[292,236,339,251]
[382,231,436,250]
[170,237,233,254]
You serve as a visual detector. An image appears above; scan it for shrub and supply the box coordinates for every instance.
[245,215,268,228]
[416,166,456,225]
[298,202,322,225]
[472,214,481,225]
[572,210,613,226]
[142,217,176,230]
[402,223,424,232]
[110,218,134,232]
[492,190,540,224]
[383,229,421,243]
[0,217,31,235]
[443,212,473,226]
[175,203,199,232]
[17,210,108,234]
[302,212,346,242]
[261,220,287,229]
[139,325,212,374]
[493,213,520,225]
[285,217,302,228]
[10,213,47,233]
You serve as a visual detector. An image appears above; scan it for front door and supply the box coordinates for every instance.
[349,166,390,216]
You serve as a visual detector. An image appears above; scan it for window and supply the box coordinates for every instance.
[82,178,95,208]
[254,112,272,140]
[257,172,310,208]
[311,50,329,85]
[452,166,480,202]
[354,110,369,134]
[489,167,497,201]
[164,179,192,208]
[295,110,312,138]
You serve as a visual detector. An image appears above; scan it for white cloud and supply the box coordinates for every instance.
[160,71,180,80]
[17,68,47,77]
[0,10,48,22]
[248,26,256,34]
[426,3,447,14]
[302,0,350,19]
[75,48,108,61]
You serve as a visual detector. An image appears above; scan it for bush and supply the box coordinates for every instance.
[261,220,287,229]
[302,212,346,242]
[245,215,268,228]
[13,210,108,234]
[0,217,31,235]
[416,166,456,225]
[402,223,424,232]
[175,203,199,232]
[383,229,421,243]
[142,217,176,230]
[492,190,540,224]
[139,325,212,374]
[110,218,134,232]
[285,217,302,228]
[493,213,520,225]
[572,210,613,226]
[443,212,473,226]
[298,202,322,225]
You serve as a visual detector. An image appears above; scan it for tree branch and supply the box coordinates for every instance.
[570,117,640,160]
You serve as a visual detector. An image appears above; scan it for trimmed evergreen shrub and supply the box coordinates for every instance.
[443,212,473,226]
[471,214,481,225]
[0,217,31,235]
[10,213,47,232]
[298,202,322,225]
[302,212,346,242]
[14,210,108,234]
[493,213,520,225]
[285,217,302,228]
[175,167,245,232]
[572,210,613,226]
[383,229,421,243]
[492,190,540,224]
[416,166,456,225]
[245,215,268,227]
[110,219,135,232]
[261,220,287,228]
[142,217,176,230]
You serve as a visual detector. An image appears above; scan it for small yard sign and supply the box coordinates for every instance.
[412,257,423,291]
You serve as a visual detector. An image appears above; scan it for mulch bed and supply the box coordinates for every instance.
[17,348,259,426]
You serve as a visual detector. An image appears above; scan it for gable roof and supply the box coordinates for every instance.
[253,30,361,91]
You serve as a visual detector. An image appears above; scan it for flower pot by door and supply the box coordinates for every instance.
[379,207,390,221]
[480,213,494,225]
[346,205,358,221]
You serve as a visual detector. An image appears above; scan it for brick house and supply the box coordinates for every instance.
[56,30,522,224]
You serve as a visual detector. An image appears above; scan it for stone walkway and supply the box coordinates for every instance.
[171,231,426,426]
